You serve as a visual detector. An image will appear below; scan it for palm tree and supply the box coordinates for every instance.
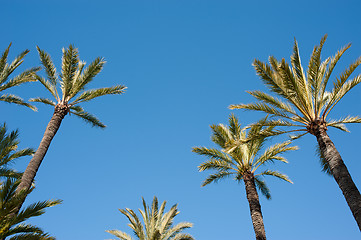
[229,35,361,230]
[0,123,34,180]
[106,196,194,240]
[192,114,297,240]
[17,45,127,195]
[0,178,61,240]
[0,43,39,110]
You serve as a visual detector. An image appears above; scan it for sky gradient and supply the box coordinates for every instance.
[2,1,361,239]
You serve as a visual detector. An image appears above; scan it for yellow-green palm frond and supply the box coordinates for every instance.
[326,116,361,132]
[105,230,133,240]
[323,74,361,119]
[253,141,298,171]
[229,102,292,120]
[192,147,232,163]
[171,233,195,240]
[201,171,233,187]
[210,124,234,149]
[70,85,127,105]
[198,159,234,173]
[69,105,106,128]
[29,98,57,107]
[254,176,271,200]
[108,197,193,240]
[256,170,293,184]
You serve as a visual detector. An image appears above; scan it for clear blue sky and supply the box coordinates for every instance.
[2,0,361,239]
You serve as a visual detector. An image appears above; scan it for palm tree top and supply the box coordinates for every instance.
[193,114,298,199]
[230,35,361,138]
[0,43,40,111]
[0,178,61,240]
[106,196,194,240]
[0,123,34,180]
[30,44,127,128]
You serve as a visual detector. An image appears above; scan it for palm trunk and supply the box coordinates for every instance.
[17,104,68,194]
[315,128,361,231]
[244,173,267,240]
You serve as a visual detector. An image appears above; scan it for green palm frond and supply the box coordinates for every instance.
[257,170,293,184]
[29,98,56,107]
[0,67,38,92]
[69,105,106,128]
[254,176,271,200]
[201,171,233,186]
[71,85,126,105]
[0,179,60,240]
[315,144,332,176]
[60,45,79,100]
[0,94,36,111]
[192,147,231,162]
[198,159,234,172]
[69,57,105,98]
[33,74,58,100]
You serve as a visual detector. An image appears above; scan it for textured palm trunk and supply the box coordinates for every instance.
[17,104,68,194]
[244,173,267,240]
[315,128,361,231]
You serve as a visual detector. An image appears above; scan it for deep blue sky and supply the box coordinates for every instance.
[2,1,361,239]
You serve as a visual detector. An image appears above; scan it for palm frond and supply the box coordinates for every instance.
[257,170,293,184]
[0,67,39,92]
[60,45,79,100]
[315,144,332,176]
[198,159,234,172]
[69,57,105,98]
[0,94,36,111]
[254,176,271,200]
[201,171,233,187]
[326,116,361,132]
[32,74,58,101]
[69,106,106,128]
[29,98,56,107]
[71,85,126,105]
[106,230,133,240]
[192,147,232,162]
[36,46,58,94]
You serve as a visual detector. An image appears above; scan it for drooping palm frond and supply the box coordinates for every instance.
[256,170,293,184]
[107,197,194,240]
[254,176,271,200]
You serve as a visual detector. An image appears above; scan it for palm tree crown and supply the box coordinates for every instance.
[229,35,361,230]
[0,43,39,110]
[0,178,61,240]
[106,196,194,240]
[31,45,127,128]
[0,123,34,180]
[229,34,361,139]
[193,114,297,199]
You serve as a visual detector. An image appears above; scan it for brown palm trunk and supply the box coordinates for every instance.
[17,104,68,194]
[315,128,361,231]
[244,173,267,240]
